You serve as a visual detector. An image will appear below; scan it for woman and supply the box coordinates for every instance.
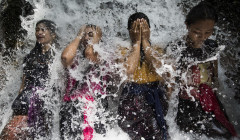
[60,25,111,140]
[0,19,58,139]
[117,12,169,140]
[166,2,237,138]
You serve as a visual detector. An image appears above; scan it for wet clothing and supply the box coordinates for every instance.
[119,46,164,84]
[118,82,168,140]
[166,38,236,137]
[12,43,53,115]
[60,58,111,140]
[118,46,168,140]
[11,43,54,138]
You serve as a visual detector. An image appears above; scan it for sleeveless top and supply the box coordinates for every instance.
[23,43,54,89]
[63,54,112,102]
[119,46,163,84]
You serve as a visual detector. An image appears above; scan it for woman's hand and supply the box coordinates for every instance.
[77,25,86,39]
[129,20,141,45]
[91,26,102,44]
[141,19,150,42]
[85,45,94,56]
[85,45,99,62]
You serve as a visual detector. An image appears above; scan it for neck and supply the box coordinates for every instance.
[42,44,51,54]
[186,36,200,49]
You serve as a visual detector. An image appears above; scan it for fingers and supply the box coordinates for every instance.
[77,25,86,39]
[130,20,136,32]
[137,19,141,33]
[80,25,87,31]
[130,19,149,33]
[144,19,148,29]
[141,19,149,32]
[91,26,102,44]
[94,26,102,37]
[130,20,141,33]
[136,19,141,33]
[95,26,101,34]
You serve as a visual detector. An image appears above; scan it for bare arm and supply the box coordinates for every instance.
[61,26,86,67]
[124,43,141,75]
[124,20,141,75]
[142,41,163,70]
[61,37,81,67]
[141,19,162,71]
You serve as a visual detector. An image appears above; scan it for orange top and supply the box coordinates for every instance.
[120,46,163,84]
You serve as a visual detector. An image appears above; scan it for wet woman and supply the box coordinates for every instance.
[117,12,169,140]
[60,25,111,140]
[0,19,58,139]
[165,2,237,138]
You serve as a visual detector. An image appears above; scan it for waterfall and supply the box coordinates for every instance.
[0,0,239,139]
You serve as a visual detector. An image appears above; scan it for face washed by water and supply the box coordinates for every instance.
[61,25,102,67]
[117,12,171,140]
[186,19,215,49]
[0,19,58,139]
[60,24,114,140]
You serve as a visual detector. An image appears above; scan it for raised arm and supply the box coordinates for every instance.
[141,19,162,70]
[61,26,86,67]
[84,26,102,63]
[124,20,141,75]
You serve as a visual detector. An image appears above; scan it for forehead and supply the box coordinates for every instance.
[36,23,47,28]
[190,19,215,30]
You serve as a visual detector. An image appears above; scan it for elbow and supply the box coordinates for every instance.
[124,62,137,76]
[61,54,70,67]
[126,66,136,75]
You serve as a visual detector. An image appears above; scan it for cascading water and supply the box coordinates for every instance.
[0,0,239,139]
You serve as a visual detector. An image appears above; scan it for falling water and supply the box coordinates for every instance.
[0,0,239,139]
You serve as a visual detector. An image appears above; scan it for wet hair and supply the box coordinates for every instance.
[86,24,96,29]
[127,12,150,30]
[36,19,57,34]
[185,1,218,26]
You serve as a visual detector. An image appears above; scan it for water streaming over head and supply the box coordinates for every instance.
[0,0,240,139]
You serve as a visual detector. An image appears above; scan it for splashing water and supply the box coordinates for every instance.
[0,0,240,139]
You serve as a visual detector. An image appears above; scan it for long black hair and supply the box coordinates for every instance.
[185,1,218,26]
[128,12,150,66]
